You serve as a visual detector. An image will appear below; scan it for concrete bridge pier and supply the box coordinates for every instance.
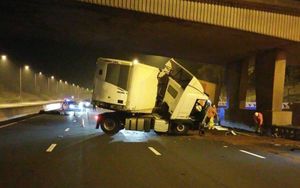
[225,49,293,127]
[225,58,252,124]
[255,49,292,127]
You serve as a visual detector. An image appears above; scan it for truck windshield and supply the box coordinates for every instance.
[105,63,129,90]
[168,59,193,89]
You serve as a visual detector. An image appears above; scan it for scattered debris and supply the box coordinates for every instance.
[225,130,238,136]
[214,126,229,131]
[290,148,300,152]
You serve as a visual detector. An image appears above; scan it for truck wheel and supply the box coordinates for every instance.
[101,117,120,135]
[173,123,189,135]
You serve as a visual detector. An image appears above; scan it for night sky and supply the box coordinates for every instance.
[0,1,178,88]
[0,37,171,88]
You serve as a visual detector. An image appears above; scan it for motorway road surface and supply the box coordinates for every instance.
[0,109,300,188]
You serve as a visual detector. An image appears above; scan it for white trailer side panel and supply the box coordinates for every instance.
[92,59,129,106]
[126,63,159,113]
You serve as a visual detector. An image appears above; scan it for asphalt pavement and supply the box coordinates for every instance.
[0,109,300,188]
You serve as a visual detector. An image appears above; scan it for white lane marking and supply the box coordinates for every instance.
[240,150,266,159]
[46,144,57,152]
[148,147,161,156]
[0,122,18,129]
[65,128,70,132]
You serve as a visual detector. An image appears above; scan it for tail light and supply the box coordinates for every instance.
[95,114,104,122]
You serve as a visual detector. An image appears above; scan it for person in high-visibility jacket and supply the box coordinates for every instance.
[207,105,217,130]
[253,112,263,134]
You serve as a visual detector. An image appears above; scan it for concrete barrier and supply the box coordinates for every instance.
[0,100,62,123]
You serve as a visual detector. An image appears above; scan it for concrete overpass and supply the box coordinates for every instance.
[80,0,300,41]
[76,0,300,127]
[1,0,300,127]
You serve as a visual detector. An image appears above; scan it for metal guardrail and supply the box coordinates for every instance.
[0,100,63,123]
[0,100,62,109]
[78,0,300,42]
[217,101,291,109]
[272,126,300,140]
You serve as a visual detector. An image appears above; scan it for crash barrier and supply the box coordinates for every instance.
[217,101,290,109]
[0,100,62,124]
[289,103,300,126]
[272,126,300,140]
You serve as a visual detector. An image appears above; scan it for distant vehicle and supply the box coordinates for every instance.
[61,99,79,113]
[92,58,210,135]
[78,100,92,108]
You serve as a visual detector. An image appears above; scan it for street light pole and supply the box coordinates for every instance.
[19,67,22,100]
[47,77,50,93]
[34,73,37,93]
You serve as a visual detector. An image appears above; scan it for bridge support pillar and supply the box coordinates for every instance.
[238,58,252,109]
[225,62,240,110]
[225,58,251,123]
[226,58,250,110]
[255,49,292,126]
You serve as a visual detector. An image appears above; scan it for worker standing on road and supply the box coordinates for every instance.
[253,112,263,135]
[207,105,217,130]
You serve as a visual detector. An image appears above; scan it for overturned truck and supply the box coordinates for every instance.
[92,58,210,135]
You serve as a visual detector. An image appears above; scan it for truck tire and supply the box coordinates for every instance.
[101,117,121,135]
[172,123,189,135]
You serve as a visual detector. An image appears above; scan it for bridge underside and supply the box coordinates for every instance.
[0,1,299,127]
[0,1,299,66]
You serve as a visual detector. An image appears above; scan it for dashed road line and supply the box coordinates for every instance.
[65,128,70,132]
[148,147,161,156]
[46,144,57,152]
[240,150,266,159]
[0,122,19,129]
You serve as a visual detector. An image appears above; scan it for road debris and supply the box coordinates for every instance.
[214,126,229,131]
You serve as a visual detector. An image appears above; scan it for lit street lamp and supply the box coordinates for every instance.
[133,59,139,64]
[1,55,7,61]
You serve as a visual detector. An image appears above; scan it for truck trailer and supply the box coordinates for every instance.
[92,57,210,135]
